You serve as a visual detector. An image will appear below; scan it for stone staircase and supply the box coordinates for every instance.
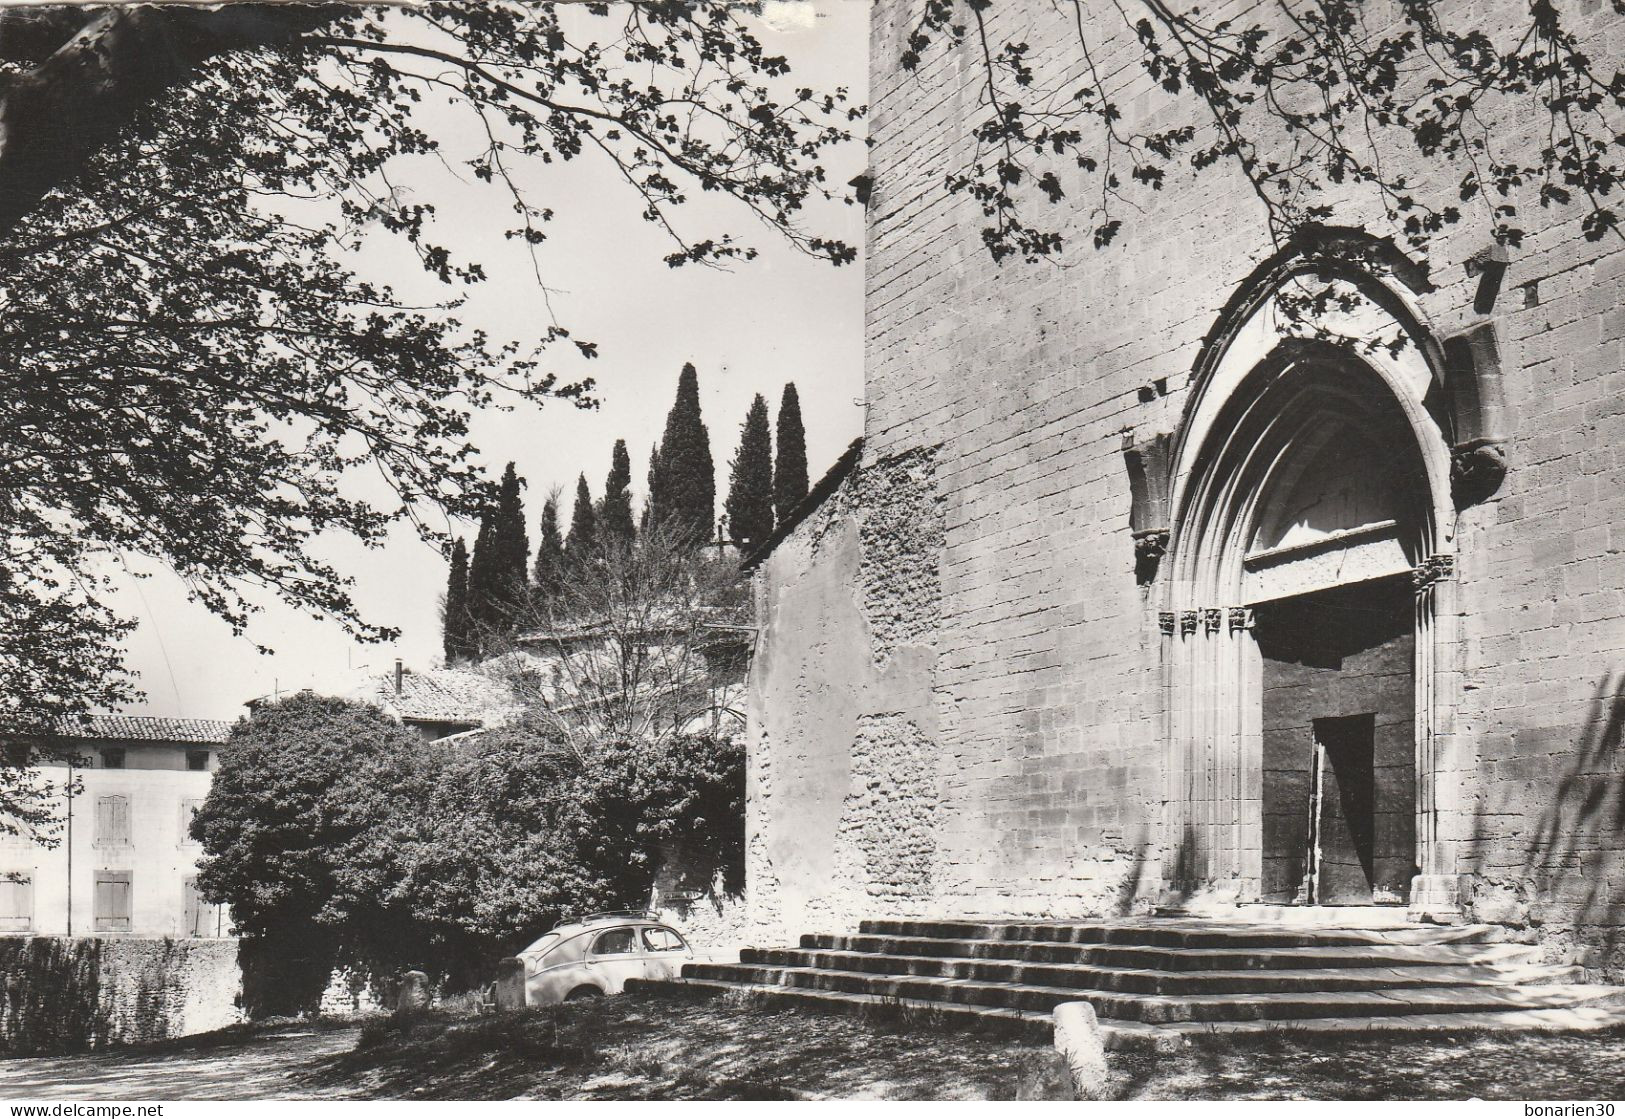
[628,916,1625,1048]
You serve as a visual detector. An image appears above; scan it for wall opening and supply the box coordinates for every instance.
[1256,576,1416,905]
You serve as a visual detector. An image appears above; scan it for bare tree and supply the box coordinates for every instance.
[478,524,750,758]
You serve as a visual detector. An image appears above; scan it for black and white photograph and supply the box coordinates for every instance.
[0,0,1623,1105]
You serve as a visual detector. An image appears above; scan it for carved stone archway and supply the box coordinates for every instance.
[1152,234,1478,920]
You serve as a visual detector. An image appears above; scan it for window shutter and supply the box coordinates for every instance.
[183,877,201,937]
[96,795,130,844]
[95,870,132,931]
[0,877,31,928]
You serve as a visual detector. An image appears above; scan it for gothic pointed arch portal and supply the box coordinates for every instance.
[1157,239,1466,919]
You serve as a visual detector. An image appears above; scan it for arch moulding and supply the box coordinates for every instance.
[1149,229,1471,921]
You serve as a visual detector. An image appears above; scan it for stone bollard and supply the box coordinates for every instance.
[1052,1001,1110,1101]
[397,970,430,1012]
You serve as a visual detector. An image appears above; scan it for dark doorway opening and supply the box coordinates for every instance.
[1257,575,1416,905]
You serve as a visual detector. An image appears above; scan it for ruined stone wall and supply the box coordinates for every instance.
[0,937,242,1055]
[750,0,1625,964]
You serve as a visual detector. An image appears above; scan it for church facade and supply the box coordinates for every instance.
[744,0,1625,974]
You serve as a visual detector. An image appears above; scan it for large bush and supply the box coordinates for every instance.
[193,696,744,1004]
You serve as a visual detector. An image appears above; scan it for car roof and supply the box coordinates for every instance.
[548,914,671,936]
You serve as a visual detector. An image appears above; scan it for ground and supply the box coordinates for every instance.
[3,997,1625,1100]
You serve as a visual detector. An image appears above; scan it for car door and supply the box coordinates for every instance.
[583,926,645,993]
[638,924,693,980]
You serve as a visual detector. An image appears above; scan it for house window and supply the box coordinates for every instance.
[179,798,205,845]
[2,741,30,768]
[185,750,209,772]
[94,870,132,932]
[95,795,131,846]
[0,875,32,932]
[182,877,226,938]
[100,748,126,769]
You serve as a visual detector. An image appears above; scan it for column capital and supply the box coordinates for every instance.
[1412,552,1456,590]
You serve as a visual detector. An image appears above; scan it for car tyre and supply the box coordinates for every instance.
[565,985,604,1001]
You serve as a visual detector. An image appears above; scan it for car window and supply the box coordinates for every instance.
[642,927,687,952]
[591,927,638,956]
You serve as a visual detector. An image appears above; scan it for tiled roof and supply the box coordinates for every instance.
[57,715,234,745]
[368,667,524,726]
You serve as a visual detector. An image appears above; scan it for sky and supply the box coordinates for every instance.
[111,1,871,721]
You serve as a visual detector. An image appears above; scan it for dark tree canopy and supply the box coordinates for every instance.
[532,496,567,606]
[774,381,809,522]
[443,536,472,666]
[191,693,435,1009]
[726,393,776,551]
[492,463,530,615]
[0,2,861,823]
[651,363,717,545]
[566,473,598,565]
[601,439,636,547]
[465,509,501,651]
[192,692,744,1000]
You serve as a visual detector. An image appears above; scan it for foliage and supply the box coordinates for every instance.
[725,393,776,552]
[465,510,501,653]
[0,1,860,818]
[492,463,531,617]
[601,439,637,547]
[773,382,809,522]
[463,463,534,654]
[902,0,1625,263]
[192,694,744,995]
[190,694,435,1007]
[443,537,472,666]
[649,363,717,546]
[565,474,599,572]
[532,496,567,607]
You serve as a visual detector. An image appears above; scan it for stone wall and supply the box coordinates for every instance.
[0,937,242,1055]
[748,0,1625,971]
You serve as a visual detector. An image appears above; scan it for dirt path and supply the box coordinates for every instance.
[0,1025,363,1101]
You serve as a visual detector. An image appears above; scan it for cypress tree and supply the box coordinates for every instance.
[775,381,809,521]
[533,496,566,604]
[443,536,471,664]
[725,393,775,551]
[654,362,715,545]
[642,444,662,533]
[565,473,597,562]
[601,439,636,545]
[465,508,499,652]
[492,462,529,623]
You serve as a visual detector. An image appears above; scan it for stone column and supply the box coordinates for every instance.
[1409,553,1468,922]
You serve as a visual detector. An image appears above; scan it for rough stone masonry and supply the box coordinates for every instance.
[745,0,1625,977]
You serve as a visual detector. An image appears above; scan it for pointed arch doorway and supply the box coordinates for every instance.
[1154,247,1463,917]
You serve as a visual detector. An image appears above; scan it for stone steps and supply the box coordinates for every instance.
[627,976,1625,1050]
[626,975,1055,1040]
[745,947,1580,995]
[629,917,1622,1042]
[855,918,1508,949]
[802,933,1542,971]
[682,961,1617,1023]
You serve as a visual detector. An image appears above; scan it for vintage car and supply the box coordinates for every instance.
[493,911,699,1008]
